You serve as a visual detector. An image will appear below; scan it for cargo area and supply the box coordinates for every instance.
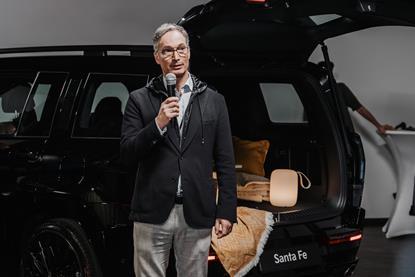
[204,68,346,222]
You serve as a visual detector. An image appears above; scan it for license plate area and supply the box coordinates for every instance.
[259,244,322,273]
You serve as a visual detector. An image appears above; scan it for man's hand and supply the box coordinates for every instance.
[377,124,395,134]
[155,97,179,130]
[214,218,233,239]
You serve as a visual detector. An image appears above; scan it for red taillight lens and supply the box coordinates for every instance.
[349,233,363,242]
[327,231,363,245]
[208,255,217,261]
[208,248,218,262]
[246,0,267,4]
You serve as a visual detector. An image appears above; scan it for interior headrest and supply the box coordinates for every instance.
[94,97,122,116]
[1,84,34,113]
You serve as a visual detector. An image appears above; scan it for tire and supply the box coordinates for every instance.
[19,218,103,277]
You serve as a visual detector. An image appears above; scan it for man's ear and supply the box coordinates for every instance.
[154,52,161,65]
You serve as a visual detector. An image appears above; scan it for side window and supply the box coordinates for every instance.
[0,76,34,136]
[260,83,308,123]
[73,73,148,138]
[17,72,68,137]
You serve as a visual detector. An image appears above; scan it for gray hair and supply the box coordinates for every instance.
[152,23,189,53]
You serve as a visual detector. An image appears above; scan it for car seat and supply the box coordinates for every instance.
[89,97,123,137]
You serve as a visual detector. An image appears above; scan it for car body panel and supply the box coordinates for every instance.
[180,0,415,65]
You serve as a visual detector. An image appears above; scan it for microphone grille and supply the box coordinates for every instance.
[166,73,176,86]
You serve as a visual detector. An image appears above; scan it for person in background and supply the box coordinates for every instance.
[318,61,394,134]
[120,23,236,277]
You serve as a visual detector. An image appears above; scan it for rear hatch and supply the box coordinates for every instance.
[179,0,415,223]
[180,0,415,64]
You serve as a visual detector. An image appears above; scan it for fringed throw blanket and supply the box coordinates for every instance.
[211,207,274,277]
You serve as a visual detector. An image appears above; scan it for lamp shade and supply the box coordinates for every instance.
[270,169,299,207]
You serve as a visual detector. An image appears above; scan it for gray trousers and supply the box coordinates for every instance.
[133,205,212,277]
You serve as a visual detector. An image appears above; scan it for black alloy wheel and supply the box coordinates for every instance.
[20,218,102,277]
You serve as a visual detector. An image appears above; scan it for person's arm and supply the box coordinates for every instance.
[339,83,394,134]
[120,93,179,166]
[356,106,394,134]
[213,94,237,238]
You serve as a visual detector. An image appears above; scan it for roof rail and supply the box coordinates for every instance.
[0,45,154,57]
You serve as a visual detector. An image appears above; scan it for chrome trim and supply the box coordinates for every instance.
[48,73,70,137]
[16,72,40,134]
[0,45,153,57]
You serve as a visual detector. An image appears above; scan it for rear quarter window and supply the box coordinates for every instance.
[260,83,307,123]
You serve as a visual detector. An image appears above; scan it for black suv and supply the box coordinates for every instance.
[2,0,413,276]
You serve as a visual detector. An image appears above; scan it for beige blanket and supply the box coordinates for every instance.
[211,207,274,277]
[213,171,271,203]
[237,181,270,203]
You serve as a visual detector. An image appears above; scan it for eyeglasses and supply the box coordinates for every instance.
[159,46,188,59]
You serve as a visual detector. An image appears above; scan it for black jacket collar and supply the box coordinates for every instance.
[146,73,208,97]
[145,73,211,155]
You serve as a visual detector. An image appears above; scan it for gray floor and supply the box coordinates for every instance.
[353,223,415,277]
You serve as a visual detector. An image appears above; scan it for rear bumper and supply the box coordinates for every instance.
[208,219,363,277]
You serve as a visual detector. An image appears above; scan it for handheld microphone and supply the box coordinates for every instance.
[165,73,179,129]
[166,73,176,98]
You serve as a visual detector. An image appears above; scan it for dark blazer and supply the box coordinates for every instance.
[120,74,236,228]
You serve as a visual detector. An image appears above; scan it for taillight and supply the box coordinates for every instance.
[349,233,363,242]
[208,248,219,262]
[326,230,363,245]
[208,255,218,262]
[246,0,267,4]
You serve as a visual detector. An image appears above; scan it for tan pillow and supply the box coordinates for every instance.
[232,136,270,177]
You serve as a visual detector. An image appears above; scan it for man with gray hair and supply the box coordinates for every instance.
[121,23,237,276]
